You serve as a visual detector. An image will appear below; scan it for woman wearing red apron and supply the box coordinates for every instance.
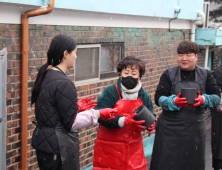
[93,56,156,170]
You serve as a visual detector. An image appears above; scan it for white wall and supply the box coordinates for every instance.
[0,2,191,29]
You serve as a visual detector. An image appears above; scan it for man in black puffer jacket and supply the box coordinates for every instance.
[150,41,221,170]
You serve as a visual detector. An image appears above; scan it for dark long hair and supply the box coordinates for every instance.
[31,35,77,105]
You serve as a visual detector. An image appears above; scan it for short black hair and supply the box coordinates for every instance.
[117,56,145,78]
[177,41,199,54]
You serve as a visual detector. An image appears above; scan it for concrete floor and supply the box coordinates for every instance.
[146,122,214,170]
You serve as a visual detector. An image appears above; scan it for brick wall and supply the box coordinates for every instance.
[0,23,190,169]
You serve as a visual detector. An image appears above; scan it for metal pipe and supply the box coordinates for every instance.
[204,46,209,69]
[191,23,196,42]
[191,11,205,42]
[203,2,210,70]
[204,2,210,28]
[20,1,54,169]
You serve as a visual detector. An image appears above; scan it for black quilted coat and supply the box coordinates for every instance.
[211,64,222,160]
[32,69,80,170]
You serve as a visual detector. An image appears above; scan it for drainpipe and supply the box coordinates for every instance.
[190,11,208,69]
[191,11,205,42]
[20,1,54,170]
[203,2,210,69]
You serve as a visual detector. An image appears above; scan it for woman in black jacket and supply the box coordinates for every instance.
[31,35,116,170]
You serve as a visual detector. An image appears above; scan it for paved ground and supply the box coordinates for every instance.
[146,122,213,170]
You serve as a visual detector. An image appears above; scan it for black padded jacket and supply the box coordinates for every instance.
[32,69,78,154]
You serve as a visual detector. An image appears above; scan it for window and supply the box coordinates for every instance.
[75,44,100,83]
[75,43,123,83]
[100,43,122,79]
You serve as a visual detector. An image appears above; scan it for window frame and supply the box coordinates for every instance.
[75,43,123,84]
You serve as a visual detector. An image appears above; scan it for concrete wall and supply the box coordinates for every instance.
[0,0,204,20]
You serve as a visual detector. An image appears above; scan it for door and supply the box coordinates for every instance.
[0,47,7,170]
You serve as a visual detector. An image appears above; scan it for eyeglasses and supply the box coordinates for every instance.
[178,54,195,58]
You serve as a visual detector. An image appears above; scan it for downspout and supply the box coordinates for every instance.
[20,1,54,170]
[204,2,210,69]
[191,11,205,42]
[190,11,209,69]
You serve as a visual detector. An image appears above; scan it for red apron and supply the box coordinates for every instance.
[93,83,147,170]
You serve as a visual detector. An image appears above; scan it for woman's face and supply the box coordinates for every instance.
[67,48,77,68]
[120,65,140,79]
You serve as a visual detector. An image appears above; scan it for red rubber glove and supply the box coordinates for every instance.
[99,108,117,120]
[174,93,188,107]
[147,119,158,136]
[191,91,204,107]
[77,96,97,112]
[220,109,222,114]
[124,113,147,131]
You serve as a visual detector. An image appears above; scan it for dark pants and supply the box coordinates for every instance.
[36,150,62,170]
[213,156,222,170]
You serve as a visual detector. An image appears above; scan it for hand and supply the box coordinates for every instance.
[99,108,118,120]
[147,119,158,136]
[124,113,147,131]
[174,93,188,107]
[77,96,97,112]
[217,104,222,113]
[191,91,204,107]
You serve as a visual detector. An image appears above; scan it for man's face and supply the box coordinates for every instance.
[177,53,198,71]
